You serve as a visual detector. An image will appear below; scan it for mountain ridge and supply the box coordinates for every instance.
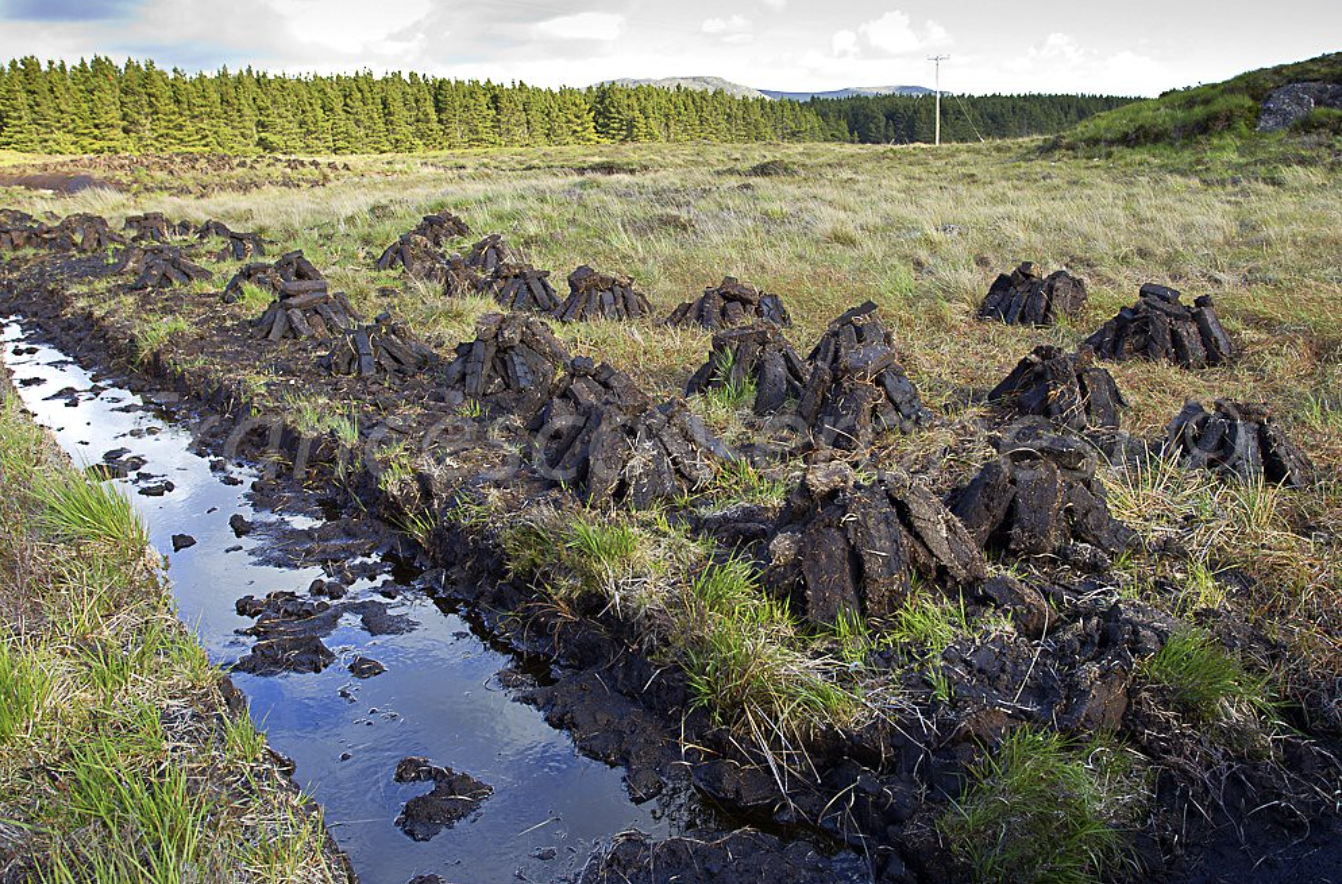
[603,76,933,101]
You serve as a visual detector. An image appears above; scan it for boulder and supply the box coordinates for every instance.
[530,357,730,507]
[1163,399,1313,487]
[685,323,810,415]
[796,301,932,450]
[949,420,1137,565]
[1083,283,1234,367]
[987,345,1125,431]
[978,262,1088,326]
[1257,81,1342,132]
[766,462,987,623]
[320,312,437,377]
[554,265,651,322]
[666,276,792,329]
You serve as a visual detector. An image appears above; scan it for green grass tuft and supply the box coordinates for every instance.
[0,639,50,744]
[33,471,147,553]
[1143,629,1266,722]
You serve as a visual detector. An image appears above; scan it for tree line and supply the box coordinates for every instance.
[0,56,1131,154]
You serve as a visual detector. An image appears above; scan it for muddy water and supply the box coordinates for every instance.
[1,320,699,884]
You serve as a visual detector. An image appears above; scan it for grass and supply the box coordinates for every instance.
[942,730,1136,884]
[0,390,345,882]
[1142,629,1267,723]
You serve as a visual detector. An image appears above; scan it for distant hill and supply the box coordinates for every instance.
[761,86,934,101]
[1062,52,1342,148]
[604,77,933,101]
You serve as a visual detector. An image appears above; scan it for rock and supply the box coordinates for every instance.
[483,262,560,313]
[1083,283,1235,368]
[949,419,1137,562]
[348,656,386,678]
[443,312,570,411]
[530,358,731,507]
[1257,81,1342,132]
[685,323,809,415]
[978,262,1088,326]
[987,344,1125,431]
[796,301,932,450]
[464,233,512,273]
[393,756,492,841]
[666,276,792,329]
[170,533,196,552]
[1163,399,1314,487]
[554,265,651,322]
[766,462,986,623]
[319,312,437,377]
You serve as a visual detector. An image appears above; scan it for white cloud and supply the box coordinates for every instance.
[856,10,950,56]
[703,14,751,35]
[762,0,787,10]
[533,11,624,42]
[831,29,858,58]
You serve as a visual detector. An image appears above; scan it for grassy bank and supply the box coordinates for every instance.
[0,378,349,882]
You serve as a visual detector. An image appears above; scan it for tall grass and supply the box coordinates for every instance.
[0,639,50,744]
[32,470,146,553]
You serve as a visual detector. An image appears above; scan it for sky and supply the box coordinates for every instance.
[0,0,1337,96]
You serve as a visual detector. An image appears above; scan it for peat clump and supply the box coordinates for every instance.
[320,313,437,377]
[393,756,492,842]
[225,250,328,303]
[441,254,486,299]
[797,301,932,450]
[464,234,512,273]
[555,266,651,322]
[444,312,570,409]
[978,262,1088,326]
[685,323,809,415]
[987,345,1125,431]
[406,210,470,246]
[666,276,791,329]
[124,212,188,243]
[530,357,730,506]
[485,262,561,313]
[121,246,212,290]
[197,219,266,260]
[766,462,986,624]
[1164,399,1313,487]
[56,213,122,252]
[949,420,1136,566]
[252,286,360,342]
[375,233,447,282]
[1084,283,1234,367]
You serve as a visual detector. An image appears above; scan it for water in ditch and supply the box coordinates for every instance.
[1,319,697,884]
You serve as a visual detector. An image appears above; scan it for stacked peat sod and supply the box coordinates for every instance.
[246,253,359,341]
[1084,283,1234,367]
[120,245,212,290]
[530,358,731,507]
[987,345,1125,432]
[0,210,38,250]
[320,312,436,378]
[797,301,932,450]
[444,312,570,410]
[408,211,471,246]
[554,266,651,322]
[685,323,809,415]
[666,277,791,329]
[464,234,512,274]
[949,420,1136,569]
[766,462,987,624]
[376,233,449,283]
[124,212,191,243]
[0,212,122,253]
[197,220,266,261]
[1164,400,1313,487]
[485,262,561,313]
[978,262,1087,326]
[442,254,487,299]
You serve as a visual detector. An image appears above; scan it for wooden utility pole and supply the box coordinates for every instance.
[927,54,949,145]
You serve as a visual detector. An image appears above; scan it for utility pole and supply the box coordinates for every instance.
[927,54,949,145]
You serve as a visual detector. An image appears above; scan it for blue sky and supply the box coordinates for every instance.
[0,0,1337,95]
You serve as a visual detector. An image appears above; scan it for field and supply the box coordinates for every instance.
[1,137,1340,883]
